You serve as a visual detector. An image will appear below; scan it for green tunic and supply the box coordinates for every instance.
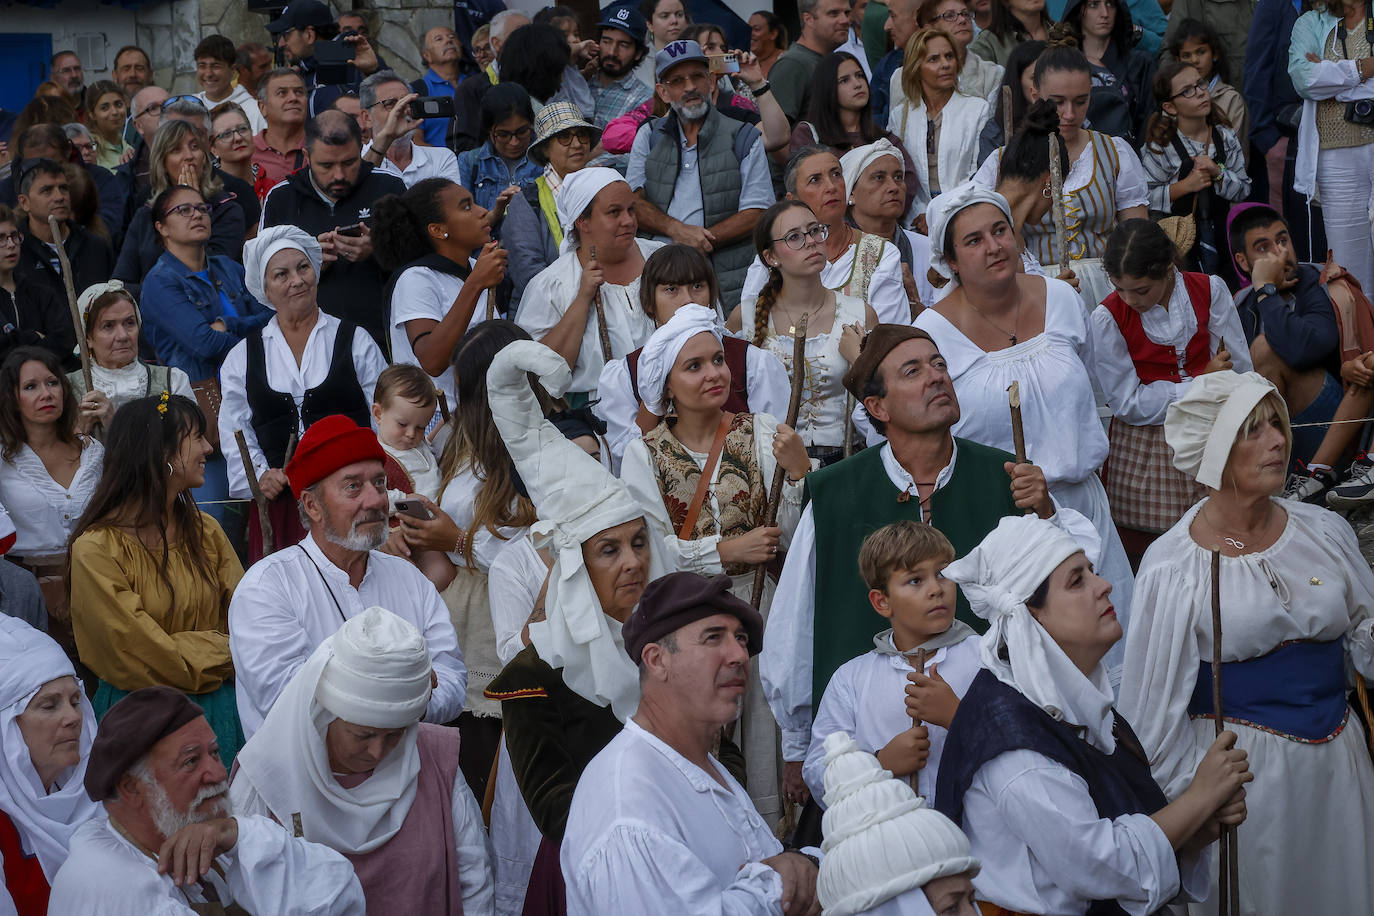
[806,437,1020,703]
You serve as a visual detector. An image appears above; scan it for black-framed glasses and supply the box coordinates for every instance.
[934,9,972,23]
[773,224,829,249]
[1172,80,1209,99]
[161,202,212,219]
[492,125,533,143]
[162,95,208,110]
[370,96,403,111]
[554,128,595,147]
[212,124,252,144]
[0,231,22,248]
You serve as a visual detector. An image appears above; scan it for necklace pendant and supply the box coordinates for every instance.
[1010,334,1017,345]
[1223,536,1246,550]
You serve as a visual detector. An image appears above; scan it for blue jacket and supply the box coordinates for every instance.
[871,50,902,135]
[1245,0,1303,152]
[1235,263,1339,373]
[140,251,271,381]
[456,141,542,212]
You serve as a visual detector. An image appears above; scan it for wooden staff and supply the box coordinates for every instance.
[235,429,274,555]
[1001,85,1013,137]
[843,393,855,459]
[283,429,299,467]
[904,648,931,797]
[589,245,613,363]
[1008,381,1033,515]
[438,390,451,423]
[751,314,808,608]
[1047,136,1070,279]
[48,215,92,390]
[1210,549,1240,916]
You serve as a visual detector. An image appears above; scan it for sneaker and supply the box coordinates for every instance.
[1327,455,1374,509]
[1283,467,1338,504]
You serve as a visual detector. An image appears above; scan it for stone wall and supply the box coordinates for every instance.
[135,0,202,93]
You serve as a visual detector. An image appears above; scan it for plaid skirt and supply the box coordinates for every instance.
[1101,418,1206,533]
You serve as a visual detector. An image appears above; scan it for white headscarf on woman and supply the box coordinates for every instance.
[634,304,721,416]
[1164,371,1285,490]
[77,280,139,327]
[487,340,672,721]
[0,616,99,880]
[229,606,432,854]
[556,167,625,255]
[925,182,1015,282]
[242,224,324,307]
[839,139,903,203]
[942,512,1118,751]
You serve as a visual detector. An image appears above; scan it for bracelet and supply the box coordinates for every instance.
[453,529,468,556]
[752,80,772,97]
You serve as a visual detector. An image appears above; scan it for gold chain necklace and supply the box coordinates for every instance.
[966,291,1023,346]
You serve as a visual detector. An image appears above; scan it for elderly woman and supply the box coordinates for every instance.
[620,306,813,825]
[68,394,244,765]
[935,513,1250,914]
[914,184,1136,679]
[1120,372,1374,912]
[67,282,194,414]
[231,606,493,914]
[517,167,660,403]
[840,139,938,309]
[0,617,100,915]
[218,226,387,561]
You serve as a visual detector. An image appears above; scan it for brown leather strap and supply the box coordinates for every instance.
[678,413,734,540]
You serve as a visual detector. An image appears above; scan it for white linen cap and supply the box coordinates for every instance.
[633,304,722,416]
[314,606,433,729]
[1164,371,1284,490]
[242,224,324,307]
[926,182,1014,281]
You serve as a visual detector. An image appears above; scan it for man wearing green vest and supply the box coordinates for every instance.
[761,324,1059,807]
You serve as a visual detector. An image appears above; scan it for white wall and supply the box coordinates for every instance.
[0,0,139,80]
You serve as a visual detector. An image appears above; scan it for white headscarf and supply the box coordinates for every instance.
[1164,371,1283,490]
[487,340,672,721]
[556,167,626,254]
[634,304,722,416]
[942,512,1119,751]
[0,617,99,880]
[77,280,139,328]
[242,224,324,307]
[229,606,431,854]
[926,182,1015,281]
[839,139,903,203]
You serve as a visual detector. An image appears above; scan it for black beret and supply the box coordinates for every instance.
[84,686,204,801]
[623,572,765,663]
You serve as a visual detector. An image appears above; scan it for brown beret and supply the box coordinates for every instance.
[841,324,937,400]
[85,686,204,801]
[623,572,765,662]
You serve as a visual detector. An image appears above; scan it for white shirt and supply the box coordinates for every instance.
[487,532,547,666]
[228,534,467,738]
[973,135,1150,213]
[1088,274,1252,426]
[515,241,662,394]
[593,343,791,473]
[836,29,871,79]
[0,438,103,557]
[803,633,981,805]
[218,311,387,498]
[367,140,463,188]
[87,361,193,413]
[739,241,907,325]
[382,441,441,502]
[390,263,491,407]
[47,813,366,915]
[437,466,523,574]
[197,83,266,133]
[561,718,785,916]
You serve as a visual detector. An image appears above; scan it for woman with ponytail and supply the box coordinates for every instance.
[372,177,510,406]
[990,99,1067,282]
[727,200,877,465]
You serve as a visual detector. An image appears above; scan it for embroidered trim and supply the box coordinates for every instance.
[1189,705,1350,745]
[483,686,548,700]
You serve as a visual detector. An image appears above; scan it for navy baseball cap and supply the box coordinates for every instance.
[268,0,335,34]
[598,5,649,47]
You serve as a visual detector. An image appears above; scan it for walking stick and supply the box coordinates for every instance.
[843,393,855,458]
[1001,85,1013,139]
[1211,549,1240,916]
[48,215,92,390]
[283,429,299,467]
[750,314,808,609]
[904,648,931,798]
[234,429,274,556]
[1007,381,1034,515]
[1047,136,1070,279]
[438,390,451,423]
[590,245,613,364]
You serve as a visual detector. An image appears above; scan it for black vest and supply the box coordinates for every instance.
[245,321,371,468]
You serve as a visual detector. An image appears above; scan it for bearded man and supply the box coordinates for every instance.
[228,415,467,738]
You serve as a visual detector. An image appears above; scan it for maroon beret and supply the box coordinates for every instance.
[84,686,204,801]
[622,572,764,663]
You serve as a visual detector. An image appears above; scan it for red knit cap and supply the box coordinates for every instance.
[285,415,387,496]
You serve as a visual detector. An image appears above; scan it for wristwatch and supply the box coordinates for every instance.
[1256,283,1279,299]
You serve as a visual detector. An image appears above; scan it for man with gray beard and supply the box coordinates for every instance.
[48,686,366,914]
[227,415,467,738]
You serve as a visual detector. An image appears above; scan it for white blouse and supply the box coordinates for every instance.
[739,241,907,325]
[0,438,103,557]
[437,466,524,574]
[88,361,193,413]
[389,263,491,407]
[487,532,547,666]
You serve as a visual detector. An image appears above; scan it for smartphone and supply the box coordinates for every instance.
[708,52,739,75]
[394,499,434,521]
[336,222,364,237]
[313,39,354,86]
[409,95,456,120]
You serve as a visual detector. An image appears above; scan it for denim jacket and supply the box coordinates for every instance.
[140,250,271,381]
[456,141,542,213]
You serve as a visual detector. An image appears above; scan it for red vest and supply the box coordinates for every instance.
[0,810,50,916]
[1102,272,1213,384]
[626,334,750,414]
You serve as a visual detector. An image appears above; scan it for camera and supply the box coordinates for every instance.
[1346,98,1374,126]
[313,38,355,86]
[409,96,456,120]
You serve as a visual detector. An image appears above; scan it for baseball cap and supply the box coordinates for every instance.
[654,39,708,81]
[598,4,648,47]
[268,0,335,35]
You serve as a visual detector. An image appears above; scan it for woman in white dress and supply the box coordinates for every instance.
[1120,371,1374,913]
[730,200,878,465]
[913,184,1135,682]
[66,282,193,415]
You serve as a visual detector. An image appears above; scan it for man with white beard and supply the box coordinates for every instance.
[47,686,366,914]
[228,415,467,738]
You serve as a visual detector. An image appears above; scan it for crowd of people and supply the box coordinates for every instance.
[1,0,1374,912]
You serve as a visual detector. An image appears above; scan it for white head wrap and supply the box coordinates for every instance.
[486,340,672,720]
[0,617,99,879]
[634,304,722,416]
[77,280,139,329]
[942,512,1119,751]
[839,138,903,204]
[229,606,430,854]
[556,166,626,255]
[1164,371,1284,490]
[242,224,324,307]
[926,182,1015,281]
[817,733,978,916]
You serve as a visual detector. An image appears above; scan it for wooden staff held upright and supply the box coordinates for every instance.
[751,314,808,609]
[1047,136,1070,280]
[590,245,613,364]
[904,648,931,798]
[48,215,92,390]
[1211,549,1240,916]
[234,429,274,556]
[1007,381,1034,515]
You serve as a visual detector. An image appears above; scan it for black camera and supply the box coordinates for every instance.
[313,38,355,86]
[1346,98,1374,126]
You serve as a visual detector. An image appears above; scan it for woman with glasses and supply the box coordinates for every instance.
[82,81,132,171]
[1061,0,1157,146]
[113,120,248,295]
[63,123,98,167]
[729,199,878,464]
[209,102,256,190]
[457,83,542,213]
[917,0,1005,105]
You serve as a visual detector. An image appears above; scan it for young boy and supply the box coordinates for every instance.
[803,520,983,805]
